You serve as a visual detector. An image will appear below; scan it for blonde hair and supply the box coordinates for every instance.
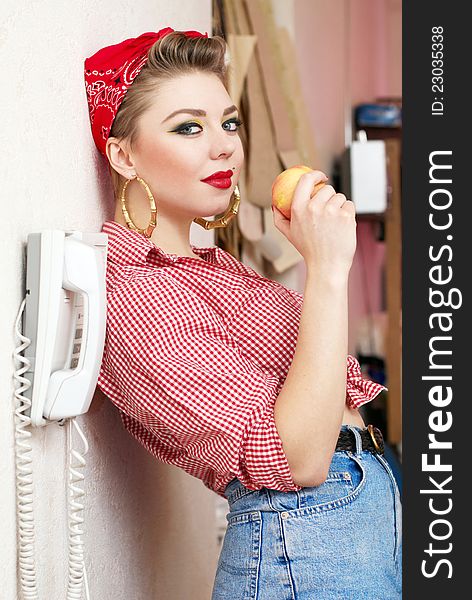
[108,31,228,199]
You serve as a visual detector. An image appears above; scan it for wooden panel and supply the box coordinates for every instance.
[384,139,402,444]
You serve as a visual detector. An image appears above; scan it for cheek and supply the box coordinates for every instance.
[140,140,202,187]
[235,139,244,167]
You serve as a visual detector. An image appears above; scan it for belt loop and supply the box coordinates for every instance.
[346,425,363,455]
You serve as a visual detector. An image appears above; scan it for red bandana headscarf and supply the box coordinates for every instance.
[84,27,208,156]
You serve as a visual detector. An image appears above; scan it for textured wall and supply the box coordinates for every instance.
[1,2,219,599]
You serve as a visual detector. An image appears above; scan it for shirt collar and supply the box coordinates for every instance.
[101,220,221,267]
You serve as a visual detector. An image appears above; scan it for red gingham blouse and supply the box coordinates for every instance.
[97,220,387,498]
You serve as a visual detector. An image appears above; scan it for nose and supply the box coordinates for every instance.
[209,127,237,160]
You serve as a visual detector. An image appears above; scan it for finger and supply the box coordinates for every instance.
[272,206,291,234]
[325,193,349,209]
[309,181,328,199]
[291,171,329,212]
[341,199,356,215]
[310,184,336,203]
[272,204,290,221]
[308,169,329,182]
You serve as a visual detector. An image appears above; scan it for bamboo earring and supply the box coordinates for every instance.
[120,176,241,235]
[120,175,157,238]
[193,185,241,230]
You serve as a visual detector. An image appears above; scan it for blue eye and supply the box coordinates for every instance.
[172,122,203,135]
[171,118,243,136]
[223,118,243,132]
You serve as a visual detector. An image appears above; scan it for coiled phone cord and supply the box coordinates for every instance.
[65,417,90,600]
[13,297,40,599]
[13,296,91,600]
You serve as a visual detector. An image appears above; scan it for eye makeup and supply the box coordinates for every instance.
[168,118,243,136]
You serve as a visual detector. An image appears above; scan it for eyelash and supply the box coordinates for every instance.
[172,118,243,136]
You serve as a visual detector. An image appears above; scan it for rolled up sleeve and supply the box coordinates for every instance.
[345,354,388,409]
[238,397,302,491]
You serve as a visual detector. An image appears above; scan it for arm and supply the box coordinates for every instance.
[274,268,349,487]
[270,170,360,487]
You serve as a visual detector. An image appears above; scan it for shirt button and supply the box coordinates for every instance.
[281,511,289,519]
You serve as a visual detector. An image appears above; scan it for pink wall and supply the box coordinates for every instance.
[292,0,401,354]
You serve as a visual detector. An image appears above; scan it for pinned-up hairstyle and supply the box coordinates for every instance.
[108,31,228,198]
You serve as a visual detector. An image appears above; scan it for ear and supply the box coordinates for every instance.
[106,137,137,179]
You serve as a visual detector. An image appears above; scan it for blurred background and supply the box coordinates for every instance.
[211,0,402,540]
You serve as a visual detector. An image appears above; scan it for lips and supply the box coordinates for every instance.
[201,170,233,190]
[201,170,233,182]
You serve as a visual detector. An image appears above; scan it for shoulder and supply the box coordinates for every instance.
[107,272,229,334]
[111,271,193,301]
[109,272,206,318]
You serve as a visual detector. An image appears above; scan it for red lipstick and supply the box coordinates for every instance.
[201,170,233,189]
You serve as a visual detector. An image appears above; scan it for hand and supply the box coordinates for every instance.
[272,170,357,276]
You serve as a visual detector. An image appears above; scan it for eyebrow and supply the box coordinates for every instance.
[162,105,239,123]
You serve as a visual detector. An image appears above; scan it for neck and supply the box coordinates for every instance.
[113,205,204,259]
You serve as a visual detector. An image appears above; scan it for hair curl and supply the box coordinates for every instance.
[108,31,228,198]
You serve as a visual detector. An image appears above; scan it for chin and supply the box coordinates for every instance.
[197,206,228,220]
[203,195,233,213]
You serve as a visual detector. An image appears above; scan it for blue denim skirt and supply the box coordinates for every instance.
[211,426,402,599]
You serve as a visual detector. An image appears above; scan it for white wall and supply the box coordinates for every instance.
[1,2,219,599]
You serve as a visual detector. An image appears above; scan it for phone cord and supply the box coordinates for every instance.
[66,417,91,600]
[13,296,91,600]
[13,296,40,599]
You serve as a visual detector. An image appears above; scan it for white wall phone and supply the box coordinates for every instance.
[23,230,108,425]
[13,229,108,600]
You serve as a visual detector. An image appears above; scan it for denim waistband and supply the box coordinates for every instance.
[224,425,371,505]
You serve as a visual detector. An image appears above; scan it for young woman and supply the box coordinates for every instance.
[84,27,402,599]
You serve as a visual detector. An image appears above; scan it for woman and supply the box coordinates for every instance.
[84,28,401,599]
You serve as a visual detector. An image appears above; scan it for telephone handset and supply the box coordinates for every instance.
[13,229,107,599]
[23,230,108,426]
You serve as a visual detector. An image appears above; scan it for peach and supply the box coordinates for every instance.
[271,165,326,219]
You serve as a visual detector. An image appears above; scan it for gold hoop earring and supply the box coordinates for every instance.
[120,175,157,238]
[193,185,241,230]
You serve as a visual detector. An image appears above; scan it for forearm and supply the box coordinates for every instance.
[274,267,349,486]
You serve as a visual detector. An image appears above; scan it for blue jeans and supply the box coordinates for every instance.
[212,426,402,599]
